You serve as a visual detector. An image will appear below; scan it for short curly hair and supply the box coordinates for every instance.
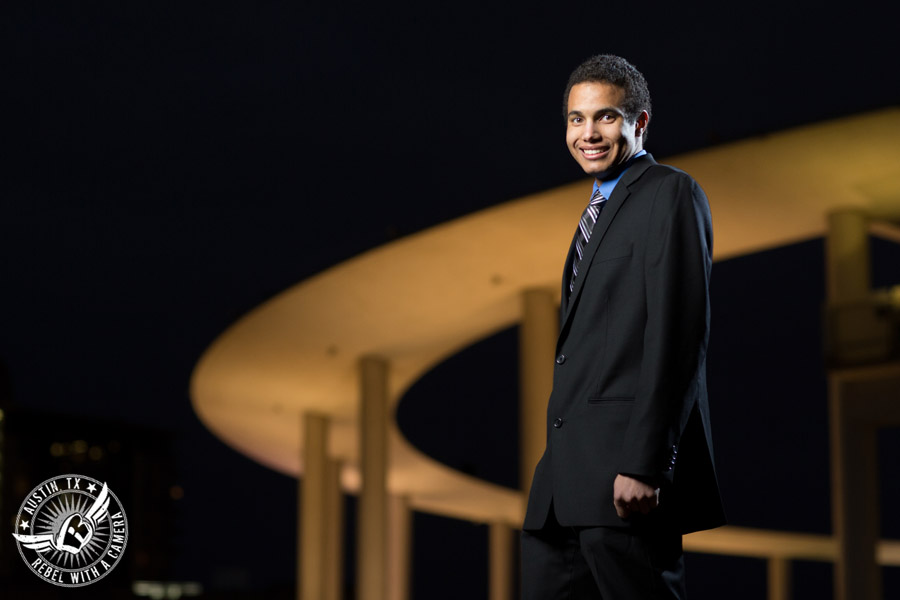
[563,55,652,142]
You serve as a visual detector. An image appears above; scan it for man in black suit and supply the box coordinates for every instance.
[521,55,725,599]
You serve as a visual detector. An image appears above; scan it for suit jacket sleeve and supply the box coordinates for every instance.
[615,170,713,483]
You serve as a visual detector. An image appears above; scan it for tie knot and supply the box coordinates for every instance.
[589,189,605,206]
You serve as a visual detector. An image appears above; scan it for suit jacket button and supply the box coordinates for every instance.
[553,418,564,429]
[556,354,566,364]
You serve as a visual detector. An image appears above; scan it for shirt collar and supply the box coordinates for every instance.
[593,149,647,199]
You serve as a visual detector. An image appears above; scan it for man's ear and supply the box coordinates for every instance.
[635,110,650,138]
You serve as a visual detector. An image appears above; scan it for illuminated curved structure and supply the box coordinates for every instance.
[191,109,900,600]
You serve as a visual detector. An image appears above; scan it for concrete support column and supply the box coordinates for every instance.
[300,412,332,600]
[358,355,389,600]
[519,288,558,494]
[766,557,791,600]
[829,378,882,600]
[386,494,412,600]
[489,522,514,600]
[825,209,881,600]
[324,457,345,600]
[826,209,870,303]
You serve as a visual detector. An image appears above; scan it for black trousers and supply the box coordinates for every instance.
[521,505,686,600]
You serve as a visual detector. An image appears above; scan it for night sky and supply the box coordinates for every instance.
[4,2,900,598]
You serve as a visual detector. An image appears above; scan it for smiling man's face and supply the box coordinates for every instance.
[565,81,648,181]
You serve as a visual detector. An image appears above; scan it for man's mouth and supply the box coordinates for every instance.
[581,147,609,159]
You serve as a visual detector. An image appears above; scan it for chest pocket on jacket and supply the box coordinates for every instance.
[593,242,632,263]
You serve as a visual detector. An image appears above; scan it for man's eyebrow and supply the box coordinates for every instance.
[591,106,625,117]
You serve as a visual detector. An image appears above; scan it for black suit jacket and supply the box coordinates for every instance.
[523,154,726,534]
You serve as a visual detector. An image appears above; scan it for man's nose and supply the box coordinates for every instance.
[582,120,601,140]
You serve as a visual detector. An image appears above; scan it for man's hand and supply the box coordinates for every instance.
[613,474,660,519]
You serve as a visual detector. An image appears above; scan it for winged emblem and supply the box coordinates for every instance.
[13,483,111,555]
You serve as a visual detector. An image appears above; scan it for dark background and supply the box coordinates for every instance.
[3,2,899,598]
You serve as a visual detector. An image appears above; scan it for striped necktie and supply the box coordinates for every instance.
[569,188,606,293]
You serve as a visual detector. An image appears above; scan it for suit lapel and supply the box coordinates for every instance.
[558,154,656,340]
[559,224,579,318]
